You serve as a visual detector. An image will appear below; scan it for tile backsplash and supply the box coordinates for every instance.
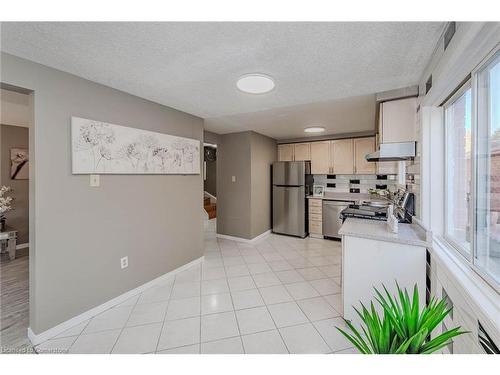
[313,174,398,194]
[406,159,420,218]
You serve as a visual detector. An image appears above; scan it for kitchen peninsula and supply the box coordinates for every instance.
[339,218,430,327]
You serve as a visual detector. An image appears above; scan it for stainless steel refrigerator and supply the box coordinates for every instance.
[272,161,312,238]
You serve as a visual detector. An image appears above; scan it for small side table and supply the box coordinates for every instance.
[0,226,18,260]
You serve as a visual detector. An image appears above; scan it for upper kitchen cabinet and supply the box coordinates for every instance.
[310,141,330,174]
[278,144,294,161]
[354,137,376,174]
[331,139,354,175]
[278,136,378,175]
[379,97,417,143]
[293,143,311,161]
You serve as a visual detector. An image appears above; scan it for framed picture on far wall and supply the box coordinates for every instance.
[313,185,324,197]
[10,148,29,180]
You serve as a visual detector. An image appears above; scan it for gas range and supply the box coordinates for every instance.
[340,191,415,224]
[340,204,388,221]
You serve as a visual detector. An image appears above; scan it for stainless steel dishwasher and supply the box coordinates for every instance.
[323,200,354,239]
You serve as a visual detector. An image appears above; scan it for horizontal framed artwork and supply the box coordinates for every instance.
[71,117,200,175]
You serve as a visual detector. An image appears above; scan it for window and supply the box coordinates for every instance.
[443,48,500,290]
[475,50,500,286]
[444,85,472,257]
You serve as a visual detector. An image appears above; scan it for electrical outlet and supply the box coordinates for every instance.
[90,174,100,187]
[231,175,236,182]
[120,256,128,269]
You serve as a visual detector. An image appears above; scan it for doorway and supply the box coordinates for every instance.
[203,143,217,235]
[0,86,33,351]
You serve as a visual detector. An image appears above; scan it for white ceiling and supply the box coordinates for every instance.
[0,22,444,137]
[205,94,377,140]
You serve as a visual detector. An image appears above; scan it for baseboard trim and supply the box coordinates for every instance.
[216,230,271,244]
[27,256,204,346]
[16,243,29,250]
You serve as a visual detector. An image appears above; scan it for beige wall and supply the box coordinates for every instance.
[1,124,29,244]
[216,131,276,240]
[203,130,220,145]
[216,131,252,239]
[250,132,276,238]
[1,52,204,333]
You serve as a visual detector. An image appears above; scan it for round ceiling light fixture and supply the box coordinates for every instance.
[236,74,275,94]
[304,126,326,133]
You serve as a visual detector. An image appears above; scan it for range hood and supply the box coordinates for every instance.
[365,142,416,162]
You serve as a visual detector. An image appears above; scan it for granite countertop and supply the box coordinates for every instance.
[308,192,386,203]
[338,218,430,247]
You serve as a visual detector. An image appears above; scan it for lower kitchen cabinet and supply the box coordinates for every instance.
[308,198,323,238]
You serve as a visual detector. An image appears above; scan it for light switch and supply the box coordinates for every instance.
[231,176,236,183]
[90,174,100,187]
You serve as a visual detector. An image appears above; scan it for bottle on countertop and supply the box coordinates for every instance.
[387,204,398,234]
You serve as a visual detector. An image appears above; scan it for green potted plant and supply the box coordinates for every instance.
[337,283,467,354]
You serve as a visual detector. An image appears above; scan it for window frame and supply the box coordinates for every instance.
[443,80,473,261]
[442,45,500,294]
[470,47,500,292]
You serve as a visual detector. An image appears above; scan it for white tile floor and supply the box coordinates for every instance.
[35,219,355,354]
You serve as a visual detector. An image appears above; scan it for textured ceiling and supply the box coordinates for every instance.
[205,94,377,140]
[0,22,444,136]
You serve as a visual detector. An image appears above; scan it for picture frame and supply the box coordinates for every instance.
[71,117,200,175]
[10,148,29,180]
[313,185,324,197]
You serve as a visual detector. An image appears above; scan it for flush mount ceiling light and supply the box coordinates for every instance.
[236,74,275,94]
[304,127,326,133]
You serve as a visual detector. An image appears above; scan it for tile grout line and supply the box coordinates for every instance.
[36,303,105,353]
[62,232,341,354]
[269,237,335,354]
[157,233,343,354]
[153,281,176,354]
[198,259,203,354]
[226,271,244,353]
[109,289,143,354]
[64,318,93,353]
[248,261,291,354]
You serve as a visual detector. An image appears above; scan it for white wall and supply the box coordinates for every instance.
[417,22,500,352]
